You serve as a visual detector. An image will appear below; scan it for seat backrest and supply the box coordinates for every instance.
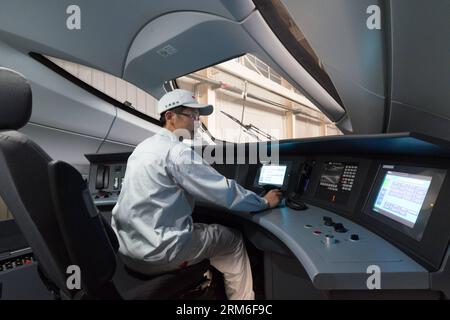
[48,160,121,299]
[0,67,72,297]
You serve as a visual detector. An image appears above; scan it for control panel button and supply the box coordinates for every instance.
[304,224,313,229]
[0,254,35,273]
[313,230,322,235]
[333,223,347,233]
[325,234,336,246]
[323,216,335,226]
[350,234,360,241]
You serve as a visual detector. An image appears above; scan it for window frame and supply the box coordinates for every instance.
[30,52,162,127]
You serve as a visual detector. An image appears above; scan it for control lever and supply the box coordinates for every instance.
[333,223,348,233]
[323,216,334,226]
[95,165,110,191]
[296,162,313,196]
[286,192,307,211]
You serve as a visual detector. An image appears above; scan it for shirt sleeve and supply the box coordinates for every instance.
[167,146,268,212]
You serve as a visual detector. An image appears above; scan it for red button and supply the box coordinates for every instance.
[313,230,322,235]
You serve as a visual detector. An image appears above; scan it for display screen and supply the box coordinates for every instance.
[258,165,287,187]
[320,163,345,189]
[365,164,446,241]
[315,161,358,204]
[373,171,432,228]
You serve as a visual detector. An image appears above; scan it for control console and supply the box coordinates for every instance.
[85,152,131,207]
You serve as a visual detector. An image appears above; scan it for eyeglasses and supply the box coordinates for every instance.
[174,111,200,120]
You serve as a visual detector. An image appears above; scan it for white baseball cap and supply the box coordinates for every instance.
[157,89,213,115]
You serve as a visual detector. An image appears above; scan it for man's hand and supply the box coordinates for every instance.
[264,189,283,208]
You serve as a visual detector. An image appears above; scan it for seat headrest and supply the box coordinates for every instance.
[0,67,32,130]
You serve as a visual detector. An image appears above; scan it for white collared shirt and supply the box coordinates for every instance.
[111,128,267,264]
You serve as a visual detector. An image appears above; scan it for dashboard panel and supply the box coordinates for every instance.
[233,155,450,271]
[86,133,450,294]
[85,153,131,207]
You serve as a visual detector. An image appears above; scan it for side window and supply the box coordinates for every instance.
[0,196,13,221]
[47,54,342,144]
[176,54,342,143]
[46,56,159,120]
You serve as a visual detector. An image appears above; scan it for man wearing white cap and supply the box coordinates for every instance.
[111,89,282,300]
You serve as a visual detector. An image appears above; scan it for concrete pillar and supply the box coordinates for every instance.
[320,114,327,136]
[281,78,296,139]
[196,68,217,135]
[285,111,295,139]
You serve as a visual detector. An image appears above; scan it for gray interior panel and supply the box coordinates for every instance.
[431,247,450,298]
[390,0,450,121]
[282,0,386,96]
[266,252,325,299]
[335,115,353,134]
[388,101,450,141]
[0,264,53,300]
[386,0,450,141]
[0,40,115,139]
[97,140,135,155]
[324,65,385,133]
[0,0,255,77]
[124,12,254,95]
[281,0,387,133]
[105,108,159,146]
[19,123,103,176]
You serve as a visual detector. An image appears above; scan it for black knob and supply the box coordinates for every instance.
[323,216,334,226]
[334,223,347,233]
[350,234,359,241]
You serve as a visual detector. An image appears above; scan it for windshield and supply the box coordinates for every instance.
[177,54,341,144]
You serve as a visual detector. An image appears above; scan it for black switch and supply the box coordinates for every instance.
[323,216,334,226]
[334,223,347,233]
[350,234,359,241]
